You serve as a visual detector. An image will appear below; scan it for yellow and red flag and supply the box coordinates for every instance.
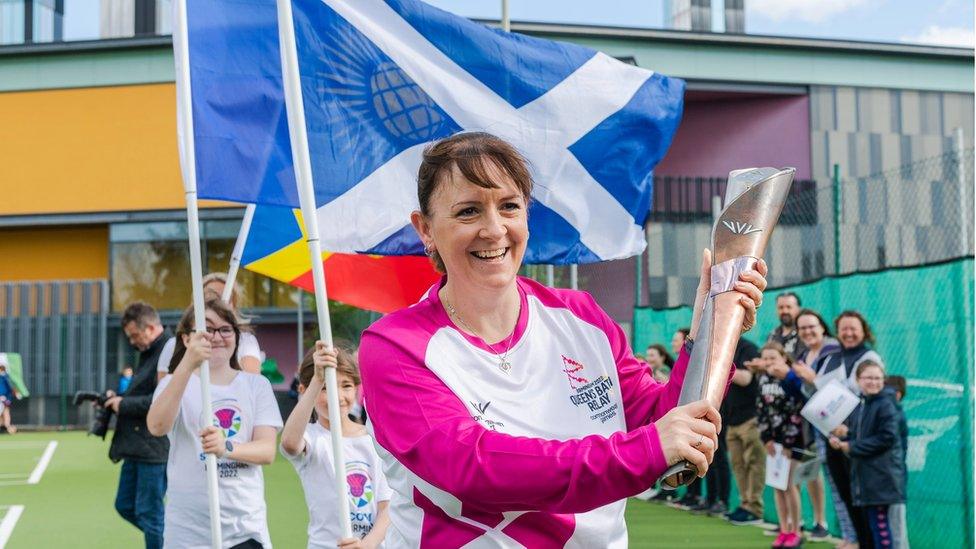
[242,206,438,314]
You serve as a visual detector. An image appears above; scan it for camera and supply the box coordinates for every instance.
[72,390,115,439]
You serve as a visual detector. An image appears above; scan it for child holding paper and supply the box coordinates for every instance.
[757,342,806,549]
[280,341,390,549]
[830,361,908,549]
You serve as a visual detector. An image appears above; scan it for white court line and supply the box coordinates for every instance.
[26,441,57,484]
[0,505,24,548]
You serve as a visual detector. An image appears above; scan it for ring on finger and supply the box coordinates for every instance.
[693,434,704,449]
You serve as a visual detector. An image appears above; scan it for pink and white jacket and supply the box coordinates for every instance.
[359,276,731,548]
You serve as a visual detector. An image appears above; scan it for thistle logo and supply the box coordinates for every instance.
[212,403,242,439]
[561,355,589,390]
[347,469,373,509]
[722,220,763,235]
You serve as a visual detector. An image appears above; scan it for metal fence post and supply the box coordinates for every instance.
[955,127,969,255]
[833,163,842,275]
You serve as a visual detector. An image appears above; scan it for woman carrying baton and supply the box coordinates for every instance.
[359,132,767,547]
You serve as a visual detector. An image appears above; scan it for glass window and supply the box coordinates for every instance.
[110,220,300,312]
[0,0,25,45]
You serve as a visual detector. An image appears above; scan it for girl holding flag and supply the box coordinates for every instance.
[281,342,391,548]
[148,298,282,548]
[358,132,769,546]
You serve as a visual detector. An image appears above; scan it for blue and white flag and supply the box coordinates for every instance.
[185,0,684,263]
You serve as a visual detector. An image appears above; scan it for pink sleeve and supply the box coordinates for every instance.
[359,328,669,515]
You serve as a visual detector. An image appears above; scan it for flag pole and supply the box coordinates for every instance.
[501,0,510,31]
[173,1,222,546]
[276,0,353,538]
[222,203,257,303]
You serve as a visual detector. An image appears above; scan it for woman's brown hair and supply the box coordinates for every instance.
[416,132,533,272]
[297,342,360,388]
[168,298,242,373]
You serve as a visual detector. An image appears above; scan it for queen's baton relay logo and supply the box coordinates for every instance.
[562,355,619,424]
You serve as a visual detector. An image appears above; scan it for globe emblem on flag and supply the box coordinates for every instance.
[347,472,373,509]
[369,61,444,142]
[213,407,242,439]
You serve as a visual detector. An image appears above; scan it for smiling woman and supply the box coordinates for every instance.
[357,131,768,547]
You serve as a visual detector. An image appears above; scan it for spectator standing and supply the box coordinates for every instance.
[0,363,20,434]
[108,302,170,549]
[757,343,806,549]
[787,309,841,541]
[765,292,807,360]
[723,338,765,525]
[830,361,907,549]
[817,310,885,549]
[118,366,134,395]
[646,343,674,386]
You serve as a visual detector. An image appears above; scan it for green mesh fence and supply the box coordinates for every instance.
[633,258,974,548]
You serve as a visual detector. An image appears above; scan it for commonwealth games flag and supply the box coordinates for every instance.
[241,206,438,313]
[184,0,684,264]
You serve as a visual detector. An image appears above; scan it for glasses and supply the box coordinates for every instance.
[797,325,820,331]
[859,376,884,381]
[205,326,235,338]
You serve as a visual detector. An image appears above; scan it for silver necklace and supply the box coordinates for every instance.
[443,296,516,373]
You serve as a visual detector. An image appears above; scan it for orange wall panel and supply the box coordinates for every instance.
[0,83,228,215]
[0,226,109,280]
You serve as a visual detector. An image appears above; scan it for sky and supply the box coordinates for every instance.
[423,0,976,48]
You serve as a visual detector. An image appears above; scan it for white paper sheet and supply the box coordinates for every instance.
[765,443,791,490]
[801,379,860,436]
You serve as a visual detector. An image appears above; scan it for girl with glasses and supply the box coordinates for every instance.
[148,298,282,548]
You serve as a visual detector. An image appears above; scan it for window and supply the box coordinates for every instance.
[110,220,298,312]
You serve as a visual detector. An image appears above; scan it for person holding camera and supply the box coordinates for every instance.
[106,301,170,549]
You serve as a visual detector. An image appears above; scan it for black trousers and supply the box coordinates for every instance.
[705,427,731,504]
[825,445,873,548]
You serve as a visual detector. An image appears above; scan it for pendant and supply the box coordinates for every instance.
[498,361,512,373]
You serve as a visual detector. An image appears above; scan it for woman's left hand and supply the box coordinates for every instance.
[199,425,227,458]
[690,249,768,339]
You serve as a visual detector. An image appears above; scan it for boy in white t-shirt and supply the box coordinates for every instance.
[281,342,390,549]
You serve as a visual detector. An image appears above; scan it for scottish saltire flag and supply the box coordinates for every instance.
[241,206,439,313]
[185,0,684,263]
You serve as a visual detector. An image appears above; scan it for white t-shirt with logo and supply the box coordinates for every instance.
[157,332,263,374]
[282,423,391,548]
[154,371,283,548]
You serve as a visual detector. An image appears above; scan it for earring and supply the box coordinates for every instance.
[424,244,434,257]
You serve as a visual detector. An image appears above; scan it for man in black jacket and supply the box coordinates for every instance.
[102,302,170,549]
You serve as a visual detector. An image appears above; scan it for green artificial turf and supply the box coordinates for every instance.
[0,431,833,548]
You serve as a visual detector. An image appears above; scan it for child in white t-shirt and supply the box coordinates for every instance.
[148,298,283,549]
[280,341,390,549]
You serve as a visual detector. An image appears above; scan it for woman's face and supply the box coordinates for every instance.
[204,309,236,365]
[204,281,237,309]
[646,348,664,368]
[837,316,865,349]
[670,331,685,355]
[411,163,528,292]
[796,313,825,348]
[857,365,885,395]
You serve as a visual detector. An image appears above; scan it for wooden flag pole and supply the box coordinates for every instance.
[173,1,222,546]
[276,0,353,538]
[222,204,257,303]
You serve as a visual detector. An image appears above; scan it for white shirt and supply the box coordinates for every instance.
[157,332,263,374]
[282,423,391,548]
[154,371,283,548]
